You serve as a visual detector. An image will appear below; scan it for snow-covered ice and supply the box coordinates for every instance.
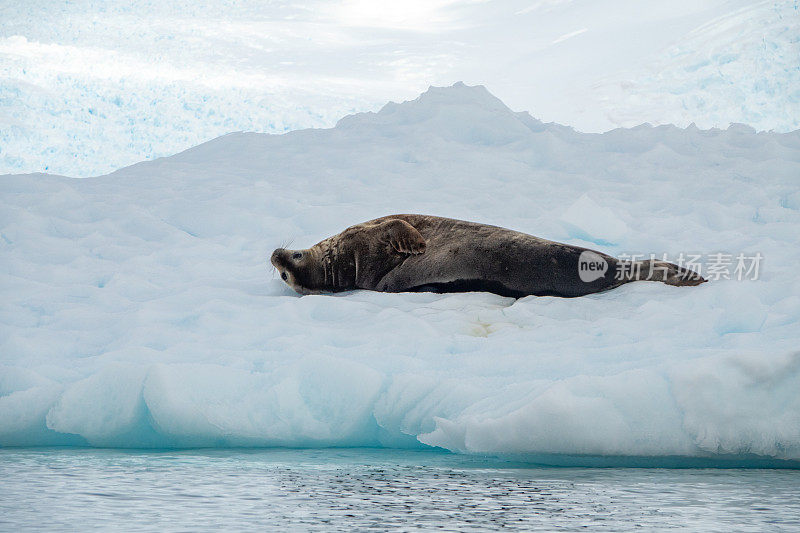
[1,83,799,465]
[2,0,798,177]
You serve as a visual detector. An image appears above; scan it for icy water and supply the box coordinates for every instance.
[1,449,799,531]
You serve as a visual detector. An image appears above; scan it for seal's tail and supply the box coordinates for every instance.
[621,260,706,286]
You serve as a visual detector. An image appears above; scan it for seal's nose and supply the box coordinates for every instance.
[270,248,285,268]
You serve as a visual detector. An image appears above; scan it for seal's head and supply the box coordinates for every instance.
[270,247,325,295]
[271,219,425,295]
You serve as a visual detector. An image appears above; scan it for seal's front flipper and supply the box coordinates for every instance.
[379,219,427,255]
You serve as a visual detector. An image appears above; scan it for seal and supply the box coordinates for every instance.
[270,214,706,298]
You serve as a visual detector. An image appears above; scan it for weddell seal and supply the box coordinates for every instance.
[270,214,706,298]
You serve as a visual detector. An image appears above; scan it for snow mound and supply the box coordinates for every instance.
[2,83,799,466]
[3,1,797,176]
[560,194,629,245]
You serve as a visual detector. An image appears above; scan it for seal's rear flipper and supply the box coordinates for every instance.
[379,219,427,255]
[635,260,707,286]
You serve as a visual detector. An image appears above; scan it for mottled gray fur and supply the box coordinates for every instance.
[271,214,705,298]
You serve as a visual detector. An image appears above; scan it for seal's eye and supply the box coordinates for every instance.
[292,252,302,260]
[281,272,288,281]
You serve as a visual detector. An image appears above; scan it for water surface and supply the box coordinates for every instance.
[1,448,799,531]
